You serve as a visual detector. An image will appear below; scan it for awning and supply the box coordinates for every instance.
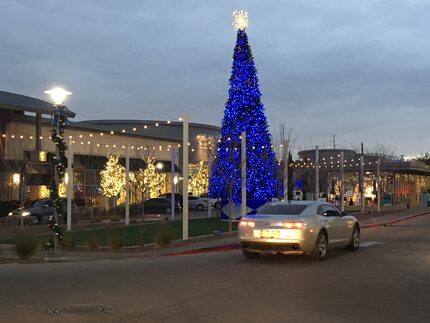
[119,158,147,171]
[74,154,107,170]
[155,160,181,172]
[26,174,52,185]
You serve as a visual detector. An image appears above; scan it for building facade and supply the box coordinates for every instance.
[292,149,430,206]
[0,91,220,212]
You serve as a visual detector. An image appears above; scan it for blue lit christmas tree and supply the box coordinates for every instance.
[209,11,277,203]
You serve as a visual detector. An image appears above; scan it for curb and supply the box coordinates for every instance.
[360,211,429,229]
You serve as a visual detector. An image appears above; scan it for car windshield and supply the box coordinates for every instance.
[257,204,308,215]
[30,200,47,207]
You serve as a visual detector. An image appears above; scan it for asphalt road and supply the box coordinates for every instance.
[1,215,429,323]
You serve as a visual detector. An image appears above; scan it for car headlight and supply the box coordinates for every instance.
[8,212,13,216]
[21,211,31,217]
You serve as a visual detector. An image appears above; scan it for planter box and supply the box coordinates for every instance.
[220,199,268,221]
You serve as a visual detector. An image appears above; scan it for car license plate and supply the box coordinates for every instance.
[253,229,281,239]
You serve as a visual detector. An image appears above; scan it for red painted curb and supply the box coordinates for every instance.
[361,212,429,229]
[166,244,240,256]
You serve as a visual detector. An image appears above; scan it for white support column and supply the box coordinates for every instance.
[241,131,247,218]
[283,140,289,200]
[377,158,381,213]
[340,151,344,212]
[66,139,73,231]
[125,146,130,226]
[171,147,175,221]
[182,112,189,240]
[207,147,212,218]
[360,155,365,214]
[314,145,319,200]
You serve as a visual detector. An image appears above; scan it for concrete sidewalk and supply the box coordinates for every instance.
[1,206,429,264]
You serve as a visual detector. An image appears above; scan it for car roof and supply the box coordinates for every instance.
[270,200,328,207]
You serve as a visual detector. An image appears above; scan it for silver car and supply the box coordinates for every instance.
[239,200,360,260]
[188,196,208,211]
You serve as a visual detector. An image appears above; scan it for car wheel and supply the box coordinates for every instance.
[196,204,204,211]
[29,216,39,225]
[165,207,172,214]
[242,249,260,259]
[346,225,360,251]
[310,231,328,261]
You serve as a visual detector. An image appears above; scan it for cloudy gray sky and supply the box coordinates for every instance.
[1,0,429,156]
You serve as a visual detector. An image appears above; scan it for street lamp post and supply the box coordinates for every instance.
[44,87,72,251]
[12,173,22,225]
[182,112,189,240]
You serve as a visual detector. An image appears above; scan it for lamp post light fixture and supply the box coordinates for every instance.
[12,173,20,186]
[45,86,72,250]
[44,87,72,106]
[156,162,164,170]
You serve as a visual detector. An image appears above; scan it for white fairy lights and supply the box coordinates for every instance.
[233,10,248,30]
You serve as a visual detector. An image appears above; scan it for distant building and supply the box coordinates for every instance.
[292,149,430,206]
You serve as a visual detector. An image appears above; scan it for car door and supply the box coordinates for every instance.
[323,205,349,244]
[144,200,156,213]
[42,200,54,218]
[317,205,338,244]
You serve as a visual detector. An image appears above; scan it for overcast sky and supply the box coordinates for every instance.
[1,0,429,157]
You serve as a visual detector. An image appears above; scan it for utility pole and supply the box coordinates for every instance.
[283,140,289,200]
[241,131,247,218]
[377,158,381,212]
[331,134,336,150]
[340,151,344,212]
[360,142,365,214]
[314,145,319,200]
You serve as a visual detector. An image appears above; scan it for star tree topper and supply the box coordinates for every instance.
[233,10,248,30]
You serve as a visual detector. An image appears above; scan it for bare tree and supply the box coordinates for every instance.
[271,123,295,199]
[366,144,397,161]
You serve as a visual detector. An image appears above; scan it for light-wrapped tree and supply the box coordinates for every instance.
[135,157,166,201]
[100,154,126,206]
[189,161,209,196]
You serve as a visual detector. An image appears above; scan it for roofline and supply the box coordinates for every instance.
[0,90,76,118]
[76,119,220,131]
[8,114,180,143]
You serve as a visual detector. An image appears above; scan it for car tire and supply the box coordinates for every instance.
[242,249,260,259]
[345,225,360,251]
[29,216,39,225]
[310,231,328,261]
[30,214,41,224]
[165,207,171,214]
[196,204,204,211]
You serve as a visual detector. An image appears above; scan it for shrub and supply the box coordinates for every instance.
[109,205,125,217]
[137,229,146,248]
[109,214,121,222]
[71,207,84,223]
[109,234,126,251]
[130,203,141,216]
[154,225,173,248]
[84,206,107,219]
[13,236,38,259]
[86,237,100,251]
[60,235,76,250]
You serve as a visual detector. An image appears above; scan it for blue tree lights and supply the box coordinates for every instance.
[209,24,277,202]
